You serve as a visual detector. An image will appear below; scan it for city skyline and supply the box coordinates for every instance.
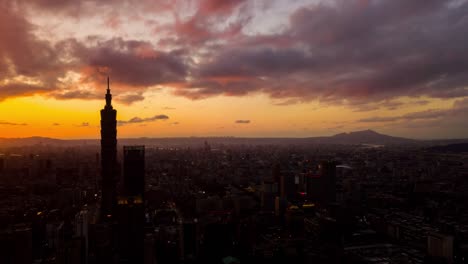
[1,1,468,263]
[1,0,468,139]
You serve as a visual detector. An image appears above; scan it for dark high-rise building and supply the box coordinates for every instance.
[100,77,118,218]
[123,146,145,197]
[117,145,145,263]
[320,161,337,204]
[306,161,336,205]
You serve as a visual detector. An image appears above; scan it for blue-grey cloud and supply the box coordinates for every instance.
[358,98,468,123]
[118,114,169,125]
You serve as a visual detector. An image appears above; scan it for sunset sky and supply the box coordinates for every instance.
[0,0,467,139]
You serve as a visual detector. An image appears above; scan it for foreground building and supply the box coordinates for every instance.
[100,77,118,219]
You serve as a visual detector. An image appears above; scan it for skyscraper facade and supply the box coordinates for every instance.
[306,161,337,205]
[100,77,117,218]
[117,145,145,263]
[123,146,145,197]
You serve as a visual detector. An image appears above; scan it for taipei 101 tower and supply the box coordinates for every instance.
[100,77,117,219]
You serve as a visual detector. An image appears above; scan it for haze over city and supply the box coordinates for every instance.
[1,0,468,139]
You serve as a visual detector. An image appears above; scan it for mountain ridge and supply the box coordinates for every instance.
[0,129,445,147]
[322,129,415,144]
[1,130,467,148]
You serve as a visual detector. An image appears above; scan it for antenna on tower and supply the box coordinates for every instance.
[107,76,110,93]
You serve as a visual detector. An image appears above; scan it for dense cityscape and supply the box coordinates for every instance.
[0,82,467,264]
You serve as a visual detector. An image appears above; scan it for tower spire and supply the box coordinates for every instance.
[105,76,113,108]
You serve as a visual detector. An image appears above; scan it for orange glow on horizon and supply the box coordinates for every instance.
[0,91,460,139]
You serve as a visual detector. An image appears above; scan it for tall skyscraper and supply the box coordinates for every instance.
[100,77,117,218]
[117,146,145,263]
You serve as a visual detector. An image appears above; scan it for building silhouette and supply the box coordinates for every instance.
[306,161,337,205]
[117,146,145,263]
[100,77,118,219]
[123,146,145,197]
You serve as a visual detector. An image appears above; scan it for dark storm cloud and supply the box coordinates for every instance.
[118,114,169,125]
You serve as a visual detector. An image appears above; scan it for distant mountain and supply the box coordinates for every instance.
[0,136,65,146]
[321,129,416,145]
[1,130,465,148]
[0,137,95,147]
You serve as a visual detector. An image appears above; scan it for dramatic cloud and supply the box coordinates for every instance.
[174,0,468,105]
[118,114,169,125]
[74,38,189,87]
[235,120,250,124]
[0,6,69,100]
[359,98,468,123]
[115,93,145,105]
[52,89,100,100]
[0,83,51,101]
[1,0,468,112]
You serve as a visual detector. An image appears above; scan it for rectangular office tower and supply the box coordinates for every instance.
[306,161,337,205]
[117,146,145,264]
[123,146,145,197]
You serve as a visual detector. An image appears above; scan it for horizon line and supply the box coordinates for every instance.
[0,134,467,141]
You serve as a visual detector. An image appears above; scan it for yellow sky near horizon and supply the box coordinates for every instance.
[0,88,459,139]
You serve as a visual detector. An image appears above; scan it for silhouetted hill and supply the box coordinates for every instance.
[323,129,416,144]
[0,136,66,146]
[1,130,467,148]
[0,130,468,148]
